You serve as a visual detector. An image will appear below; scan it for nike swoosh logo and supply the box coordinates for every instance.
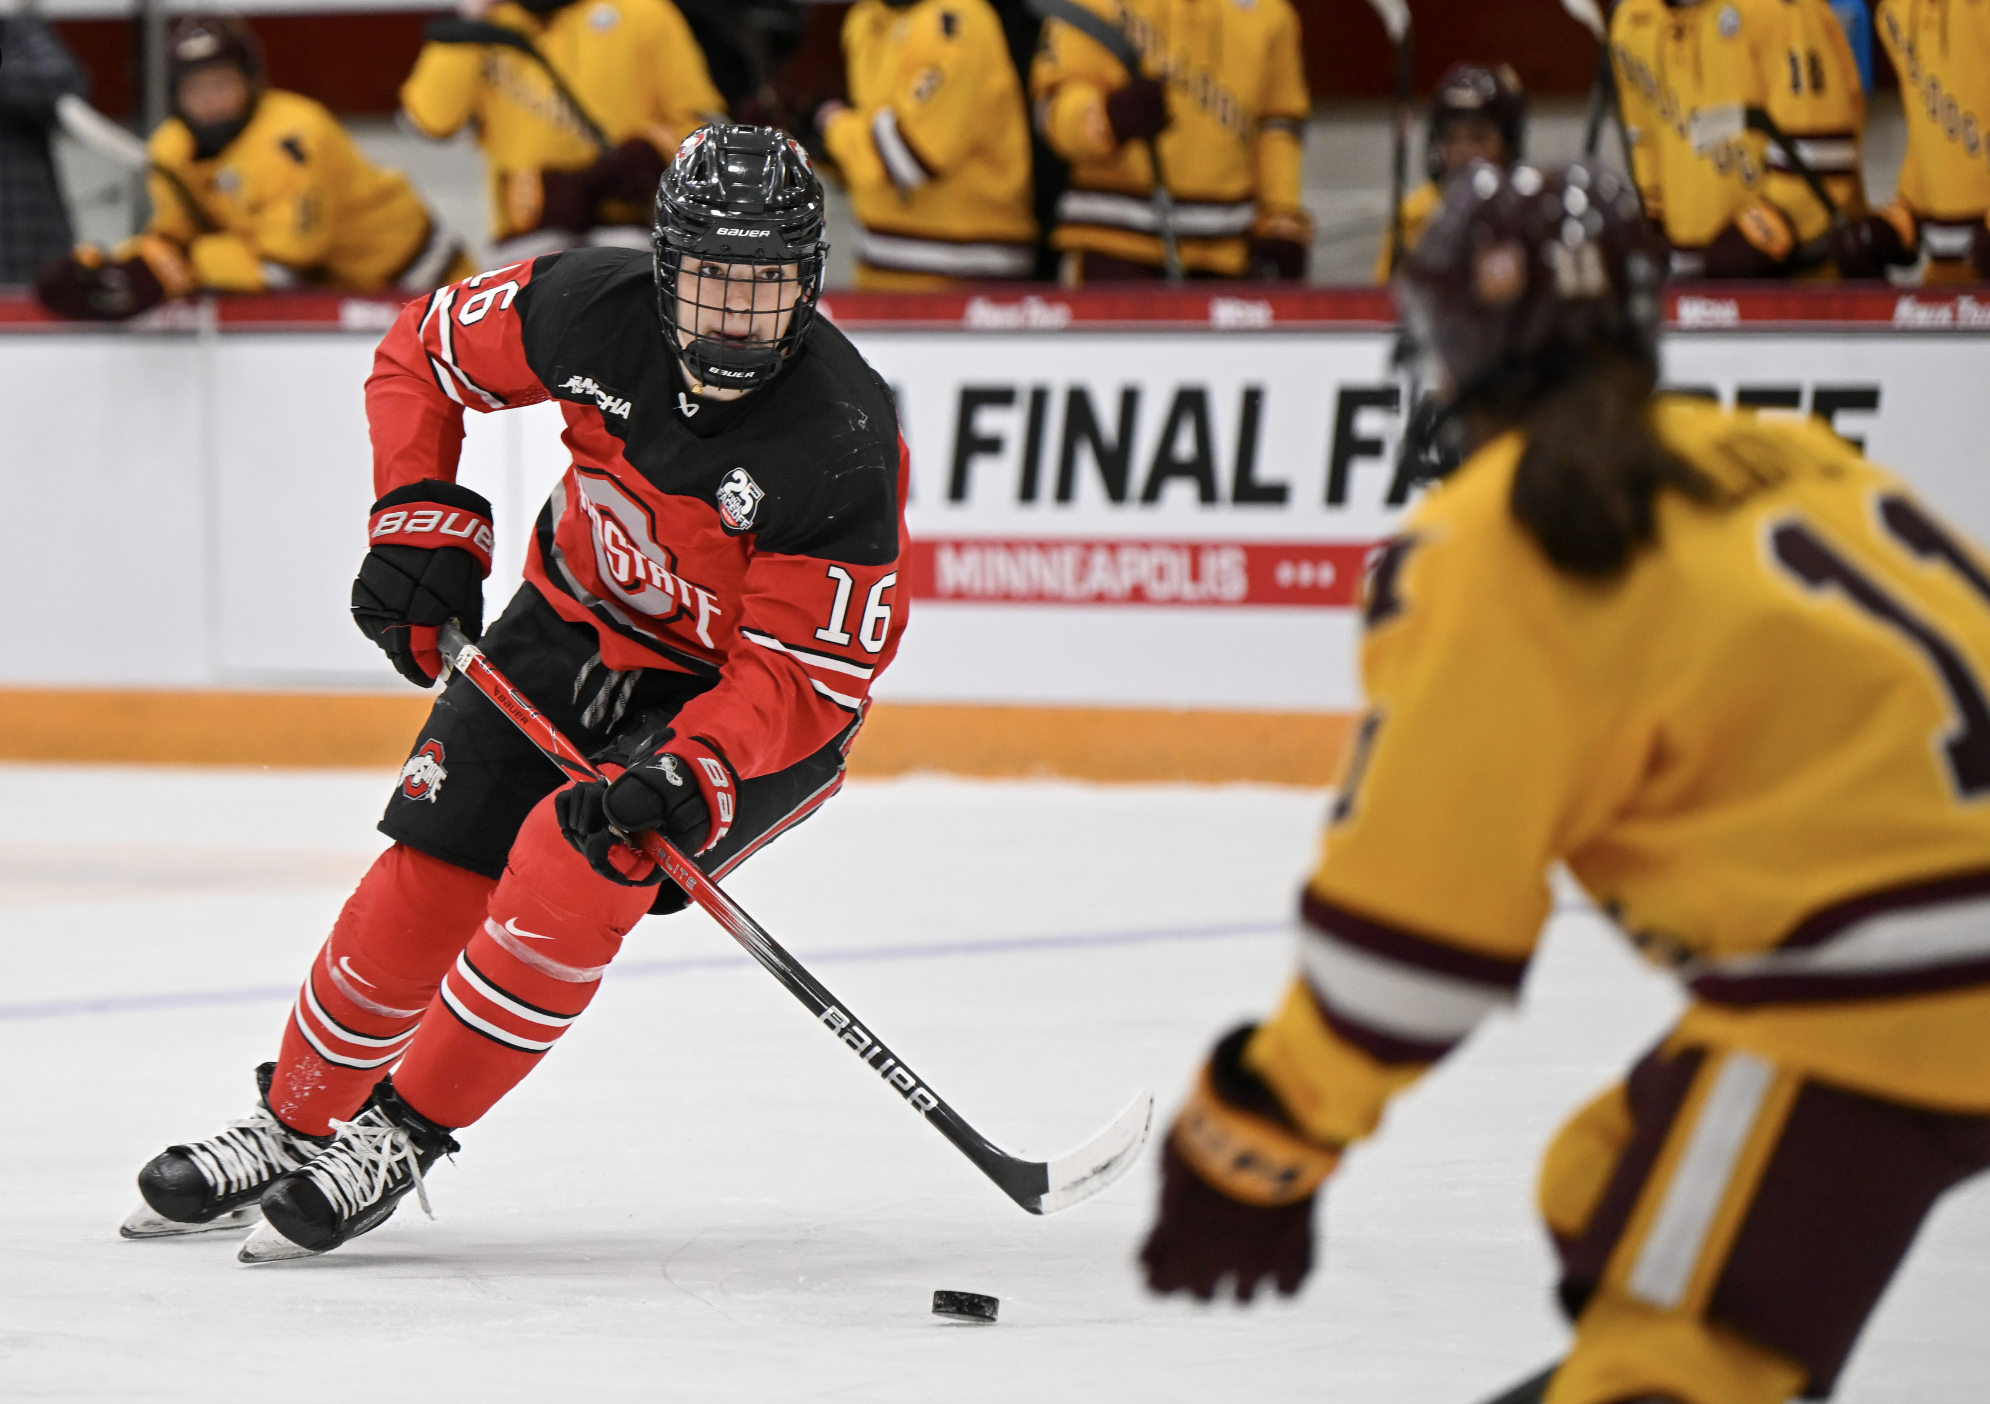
[505,917,556,942]
[338,957,375,988]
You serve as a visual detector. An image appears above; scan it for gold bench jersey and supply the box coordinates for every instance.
[823,0,1037,287]
[1030,0,1309,276]
[1610,0,1866,255]
[1874,0,1990,279]
[400,0,724,240]
[1246,400,1990,1156]
[142,89,433,292]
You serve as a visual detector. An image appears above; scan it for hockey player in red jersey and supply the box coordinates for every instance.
[122,124,910,1260]
[1141,161,1990,1403]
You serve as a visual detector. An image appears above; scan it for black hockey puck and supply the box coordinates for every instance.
[932,1290,999,1323]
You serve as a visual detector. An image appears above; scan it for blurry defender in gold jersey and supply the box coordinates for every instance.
[1141,161,1990,1404]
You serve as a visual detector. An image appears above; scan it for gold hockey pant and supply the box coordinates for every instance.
[1537,1035,1990,1404]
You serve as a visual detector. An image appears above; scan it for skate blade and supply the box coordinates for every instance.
[237,1221,323,1263]
[120,1202,262,1239]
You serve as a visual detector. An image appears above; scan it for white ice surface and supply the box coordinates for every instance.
[0,765,1984,1402]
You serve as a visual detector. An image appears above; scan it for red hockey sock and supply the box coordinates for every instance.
[390,794,656,1129]
[269,844,496,1136]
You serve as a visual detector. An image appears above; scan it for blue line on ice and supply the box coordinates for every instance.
[0,919,1290,1022]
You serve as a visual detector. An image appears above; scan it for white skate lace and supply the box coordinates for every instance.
[184,1110,310,1198]
[304,1109,435,1222]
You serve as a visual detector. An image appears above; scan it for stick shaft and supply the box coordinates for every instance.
[435,624,1053,1209]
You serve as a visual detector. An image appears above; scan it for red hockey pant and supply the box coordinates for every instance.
[269,794,654,1135]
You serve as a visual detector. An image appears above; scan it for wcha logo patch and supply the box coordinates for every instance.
[399,739,448,803]
[557,373,633,420]
[716,467,765,531]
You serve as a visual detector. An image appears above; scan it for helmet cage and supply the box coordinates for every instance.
[653,125,828,394]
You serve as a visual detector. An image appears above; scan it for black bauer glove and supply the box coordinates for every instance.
[1140,1024,1341,1303]
[554,738,738,887]
[350,480,494,687]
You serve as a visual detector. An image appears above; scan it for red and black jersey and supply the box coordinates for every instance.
[366,247,909,781]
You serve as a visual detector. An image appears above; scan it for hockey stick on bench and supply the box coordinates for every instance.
[435,621,1154,1215]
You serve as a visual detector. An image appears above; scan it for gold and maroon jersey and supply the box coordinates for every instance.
[1874,0,1990,281]
[141,89,438,293]
[1030,0,1310,276]
[366,248,909,781]
[399,0,725,240]
[1610,0,1866,260]
[823,0,1037,287]
[1246,398,1990,1155]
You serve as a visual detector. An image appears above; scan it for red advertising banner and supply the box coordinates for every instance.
[902,538,1376,608]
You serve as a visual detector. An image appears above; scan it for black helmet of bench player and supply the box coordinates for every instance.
[1393,161,1664,481]
[653,123,828,394]
[1425,62,1526,183]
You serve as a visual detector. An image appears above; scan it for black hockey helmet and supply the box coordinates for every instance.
[1393,161,1664,479]
[653,123,828,394]
[1425,62,1526,182]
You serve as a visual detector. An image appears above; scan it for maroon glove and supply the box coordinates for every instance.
[1139,1025,1339,1303]
[537,167,596,234]
[1248,237,1308,281]
[1105,78,1169,145]
[588,136,670,206]
[1829,214,1914,280]
[1702,223,1783,279]
[35,254,166,322]
[1974,221,1990,282]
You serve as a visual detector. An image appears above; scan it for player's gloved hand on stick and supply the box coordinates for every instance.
[1140,1024,1340,1302]
[554,738,737,886]
[1701,203,1795,279]
[35,247,168,321]
[1105,78,1170,145]
[1828,209,1916,279]
[1249,209,1312,281]
[350,480,494,687]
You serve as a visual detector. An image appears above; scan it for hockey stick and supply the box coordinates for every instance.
[1560,0,1647,220]
[1688,102,1847,233]
[423,18,613,155]
[434,621,1154,1215]
[1363,0,1413,275]
[55,93,221,234]
[1026,0,1183,283]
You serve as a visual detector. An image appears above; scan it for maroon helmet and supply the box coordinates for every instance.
[166,15,267,154]
[1393,161,1665,480]
[1426,62,1526,182]
[167,14,265,90]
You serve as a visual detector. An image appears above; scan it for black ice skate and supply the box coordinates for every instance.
[123,1062,329,1239]
[239,1078,457,1264]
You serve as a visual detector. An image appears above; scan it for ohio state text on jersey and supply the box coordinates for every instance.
[366,248,910,781]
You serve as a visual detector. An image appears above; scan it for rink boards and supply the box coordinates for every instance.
[0,287,1985,774]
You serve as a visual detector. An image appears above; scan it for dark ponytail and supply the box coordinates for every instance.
[1507,352,1710,578]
